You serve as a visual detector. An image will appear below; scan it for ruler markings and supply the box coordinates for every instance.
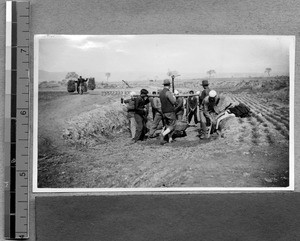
[5,1,30,239]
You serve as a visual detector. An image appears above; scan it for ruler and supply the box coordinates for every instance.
[5,1,30,239]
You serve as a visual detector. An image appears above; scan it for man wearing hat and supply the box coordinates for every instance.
[199,80,211,138]
[130,88,150,144]
[199,89,220,139]
[159,79,177,145]
[199,80,211,105]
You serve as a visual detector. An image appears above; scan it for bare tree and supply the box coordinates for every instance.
[105,72,111,81]
[207,70,216,79]
[265,68,272,76]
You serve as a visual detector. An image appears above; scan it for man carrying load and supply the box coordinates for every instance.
[159,79,177,145]
[123,91,137,139]
[199,90,220,139]
[130,89,150,144]
[174,89,184,121]
[148,92,164,138]
[199,79,211,137]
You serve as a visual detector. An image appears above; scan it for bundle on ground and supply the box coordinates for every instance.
[83,82,88,92]
[67,80,76,92]
[88,78,96,90]
[63,102,129,147]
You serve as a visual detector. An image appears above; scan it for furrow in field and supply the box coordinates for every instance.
[230,94,289,142]
[235,95,289,134]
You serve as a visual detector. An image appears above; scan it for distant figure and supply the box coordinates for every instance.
[77,76,87,93]
[187,90,198,124]
[174,89,184,121]
[159,79,177,145]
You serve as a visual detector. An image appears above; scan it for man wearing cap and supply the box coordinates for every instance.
[123,91,137,139]
[174,89,184,121]
[130,89,150,143]
[199,90,220,139]
[159,79,177,144]
[187,90,198,125]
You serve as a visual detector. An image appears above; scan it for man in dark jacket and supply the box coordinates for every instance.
[159,79,176,145]
[199,80,211,105]
[130,89,149,144]
[187,90,198,125]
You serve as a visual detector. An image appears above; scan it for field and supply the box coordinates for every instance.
[37,77,290,189]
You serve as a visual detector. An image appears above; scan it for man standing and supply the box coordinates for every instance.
[130,89,149,144]
[159,79,176,145]
[124,91,137,139]
[149,91,157,120]
[187,90,198,125]
[199,80,211,138]
[148,93,163,138]
[200,90,220,139]
[199,80,211,105]
[174,89,184,121]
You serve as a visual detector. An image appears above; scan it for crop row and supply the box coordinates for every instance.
[233,95,289,131]
[230,95,289,140]
[239,94,289,124]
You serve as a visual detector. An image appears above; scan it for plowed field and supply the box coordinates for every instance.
[37,82,290,189]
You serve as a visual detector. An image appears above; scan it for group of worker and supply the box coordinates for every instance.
[123,79,220,145]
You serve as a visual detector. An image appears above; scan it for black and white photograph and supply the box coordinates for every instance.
[33,34,294,191]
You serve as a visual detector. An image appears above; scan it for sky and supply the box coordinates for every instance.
[36,35,293,81]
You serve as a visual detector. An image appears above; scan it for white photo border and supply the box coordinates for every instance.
[32,34,295,193]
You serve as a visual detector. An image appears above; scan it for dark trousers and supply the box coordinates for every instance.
[152,109,157,121]
[188,109,198,124]
[133,114,147,141]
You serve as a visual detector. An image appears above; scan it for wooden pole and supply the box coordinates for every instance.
[171,75,175,92]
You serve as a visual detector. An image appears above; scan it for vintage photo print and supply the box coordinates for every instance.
[33,35,294,192]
